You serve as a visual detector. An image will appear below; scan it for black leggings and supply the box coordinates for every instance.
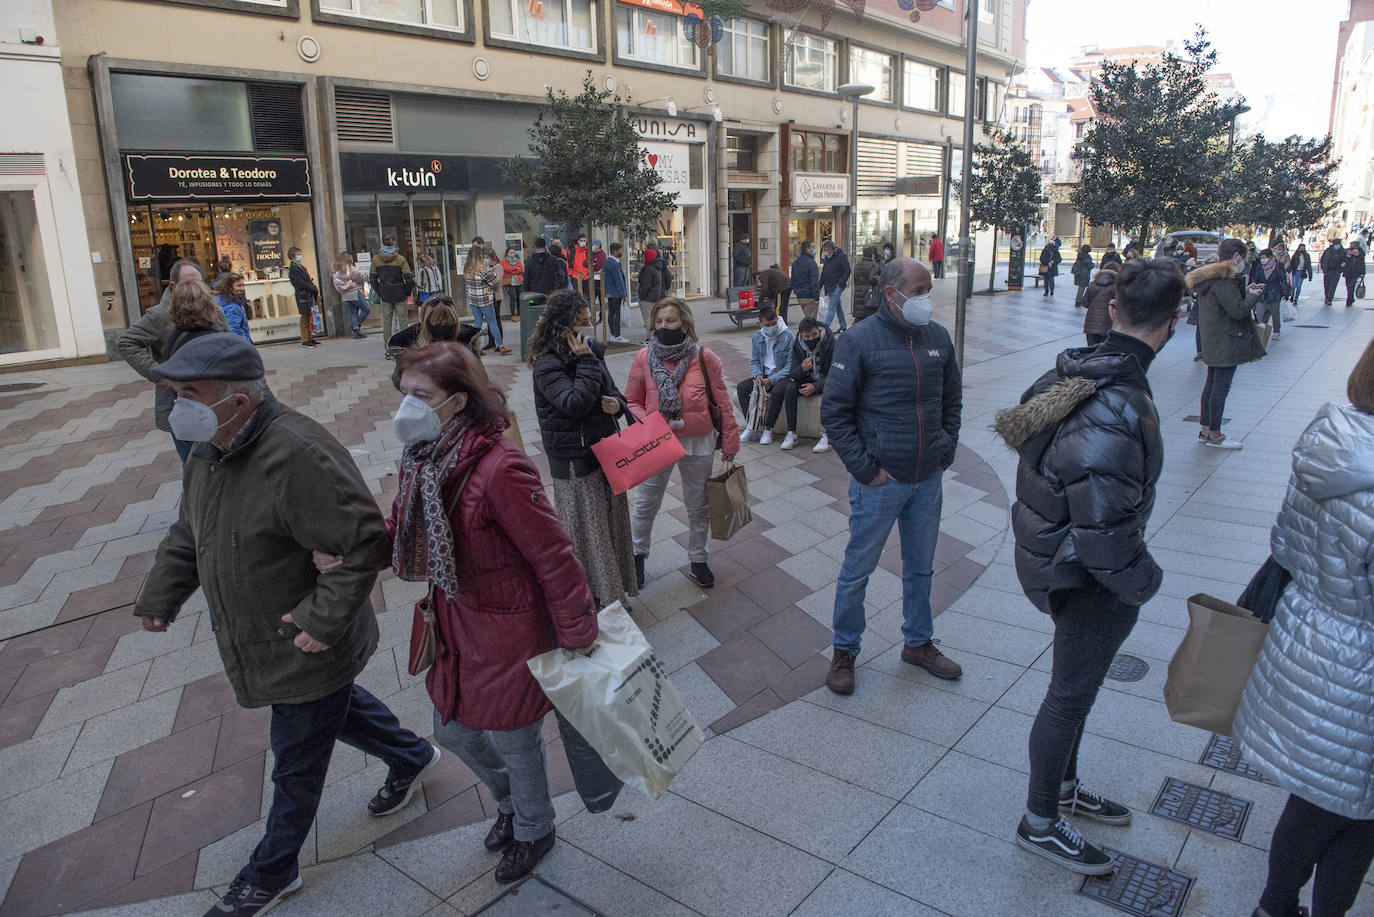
[1259,793,1374,917]
[1200,364,1236,431]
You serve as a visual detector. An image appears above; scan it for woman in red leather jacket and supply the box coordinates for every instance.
[385,341,606,883]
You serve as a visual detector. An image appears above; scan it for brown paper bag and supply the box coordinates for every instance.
[706,463,751,541]
[504,410,525,452]
[1163,594,1269,736]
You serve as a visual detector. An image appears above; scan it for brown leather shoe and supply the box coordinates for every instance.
[901,640,963,679]
[484,812,514,851]
[826,649,856,695]
[494,828,556,883]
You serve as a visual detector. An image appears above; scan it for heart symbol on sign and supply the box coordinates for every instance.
[648,153,659,167]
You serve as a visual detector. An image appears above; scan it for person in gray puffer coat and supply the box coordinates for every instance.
[1232,343,1374,917]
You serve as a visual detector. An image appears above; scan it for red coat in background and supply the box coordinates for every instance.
[591,248,607,273]
[570,244,590,281]
[929,237,945,264]
[500,256,524,287]
[387,419,597,731]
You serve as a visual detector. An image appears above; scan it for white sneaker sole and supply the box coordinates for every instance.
[1059,802,1133,826]
[252,876,303,916]
[1014,833,1115,875]
[369,743,441,817]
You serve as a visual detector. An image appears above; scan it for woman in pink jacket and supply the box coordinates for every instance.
[626,298,739,589]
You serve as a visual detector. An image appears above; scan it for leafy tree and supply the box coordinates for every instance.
[1071,28,1247,249]
[504,71,677,338]
[1231,133,1339,246]
[958,128,1043,291]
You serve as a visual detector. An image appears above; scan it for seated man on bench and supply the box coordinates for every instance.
[737,304,793,445]
[774,317,833,452]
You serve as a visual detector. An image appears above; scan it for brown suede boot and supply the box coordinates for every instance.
[901,640,963,679]
[826,649,856,695]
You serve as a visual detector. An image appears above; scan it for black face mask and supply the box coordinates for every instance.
[231,292,247,304]
[653,327,687,346]
[429,324,458,341]
[802,335,821,349]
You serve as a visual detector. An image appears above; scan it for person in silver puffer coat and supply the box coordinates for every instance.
[1232,340,1374,917]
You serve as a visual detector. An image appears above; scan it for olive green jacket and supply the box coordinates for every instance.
[134,396,388,707]
[1188,260,1266,369]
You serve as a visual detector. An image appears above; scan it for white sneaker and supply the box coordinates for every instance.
[780,432,797,450]
[740,429,755,444]
[813,433,832,453]
[760,429,773,445]
[1205,436,1244,451]
[611,336,630,343]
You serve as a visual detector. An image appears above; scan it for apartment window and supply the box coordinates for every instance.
[489,0,596,51]
[717,18,769,81]
[726,133,758,171]
[984,80,1002,123]
[791,132,843,172]
[615,2,698,68]
[903,60,940,112]
[849,47,894,103]
[979,0,994,19]
[785,34,838,93]
[947,71,965,117]
[322,0,462,29]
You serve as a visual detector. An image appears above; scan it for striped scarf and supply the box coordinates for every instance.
[392,417,468,595]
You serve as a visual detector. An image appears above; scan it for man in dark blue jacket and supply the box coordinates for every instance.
[820,258,963,695]
[818,240,852,332]
[790,241,820,320]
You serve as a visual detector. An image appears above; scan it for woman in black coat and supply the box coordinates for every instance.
[529,290,637,607]
[1070,245,1095,307]
[1039,241,1062,297]
[1344,243,1367,307]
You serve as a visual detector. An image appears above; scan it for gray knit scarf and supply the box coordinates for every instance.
[645,336,698,422]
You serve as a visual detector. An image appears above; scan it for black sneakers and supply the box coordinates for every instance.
[1059,779,1132,825]
[203,876,302,916]
[1015,816,1115,875]
[367,743,441,817]
[689,562,715,589]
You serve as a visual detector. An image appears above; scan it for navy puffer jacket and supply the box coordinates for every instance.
[821,307,961,485]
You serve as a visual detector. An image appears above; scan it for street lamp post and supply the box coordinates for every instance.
[953,2,979,367]
[838,82,875,297]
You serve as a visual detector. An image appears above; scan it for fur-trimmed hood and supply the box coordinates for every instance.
[1186,260,1236,289]
[1091,268,1118,287]
[993,375,1097,451]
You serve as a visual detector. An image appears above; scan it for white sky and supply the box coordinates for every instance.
[1023,0,1349,139]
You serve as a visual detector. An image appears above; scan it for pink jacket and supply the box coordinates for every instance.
[332,268,367,296]
[626,346,740,454]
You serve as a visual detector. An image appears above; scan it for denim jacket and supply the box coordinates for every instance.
[750,327,795,384]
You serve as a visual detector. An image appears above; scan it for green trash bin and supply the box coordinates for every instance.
[519,292,548,362]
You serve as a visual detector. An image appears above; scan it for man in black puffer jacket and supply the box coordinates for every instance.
[992,257,1182,878]
[821,258,962,695]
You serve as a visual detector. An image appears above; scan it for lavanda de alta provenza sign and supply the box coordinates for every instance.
[124,154,312,201]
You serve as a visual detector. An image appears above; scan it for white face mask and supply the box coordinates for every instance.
[900,292,934,326]
[168,394,236,443]
[393,392,458,446]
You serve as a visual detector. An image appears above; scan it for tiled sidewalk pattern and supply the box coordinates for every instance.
[0,277,1371,916]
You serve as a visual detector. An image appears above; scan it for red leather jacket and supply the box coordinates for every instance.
[387,420,596,731]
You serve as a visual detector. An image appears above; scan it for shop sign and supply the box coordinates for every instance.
[633,117,702,143]
[124,154,311,201]
[249,219,285,273]
[640,142,690,193]
[792,172,851,206]
[249,316,305,344]
[620,0,702,16]
[896,174,941,196]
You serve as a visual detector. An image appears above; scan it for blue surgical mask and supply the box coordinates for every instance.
[762,323,782,337]
[380,245,398,255]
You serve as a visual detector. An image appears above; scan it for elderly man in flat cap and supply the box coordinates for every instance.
[134,333,438,917]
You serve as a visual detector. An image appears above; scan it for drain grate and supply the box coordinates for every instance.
[1106,653,1150,683]
[1079,847,1195,917]
[1181,415,1229,425]
[1293,324,1329,328]
[1199,734,1274,784]
[1150,777,1251,841]
[0,382,43,393]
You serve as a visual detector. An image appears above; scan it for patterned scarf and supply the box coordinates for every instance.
[392,417,468,595]
[645,336,698,422]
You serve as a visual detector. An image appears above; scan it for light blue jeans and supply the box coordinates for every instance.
[345,294,371,331]
[472,303,503,346]
[832,473,943,655]
[822,287,847,331]
[433,712,553,842]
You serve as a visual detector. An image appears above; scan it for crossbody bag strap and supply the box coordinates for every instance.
[698,348,719,415]
[442,464,479,519]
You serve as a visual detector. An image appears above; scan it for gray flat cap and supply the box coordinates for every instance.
[153,332,265,382]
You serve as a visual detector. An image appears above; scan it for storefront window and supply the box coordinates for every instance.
[489,0,597,50]
[789,214,834,262]
[717,18,768,81]
[849,47,894,103]
[903,60,941,112]
[785,34,837,93]
[857,209,895,251]
[947,71,966,118]
[615,3,699,69]
[322,0,463,29]
[111,73,252,152]
[0,191,59,356]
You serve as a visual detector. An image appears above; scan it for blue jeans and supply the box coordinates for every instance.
[832,473,943,655]
[1290,272,1305,300]
[822,287,847,331]
[473,303,502,346]
[346,295,371,330]
[241,683,432,891]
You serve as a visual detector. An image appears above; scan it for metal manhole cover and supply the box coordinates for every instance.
[1106,653,1150,683]
[1150,777,1251,841]
[0,382,43,393]
[1181,415,1229,425]
[1199,734,1274,785]
[1079,847,1194,917]
[1293,324,1329,328]
[476,876,601,916]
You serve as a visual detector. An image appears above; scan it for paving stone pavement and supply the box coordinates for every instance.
[1,277,1373,915]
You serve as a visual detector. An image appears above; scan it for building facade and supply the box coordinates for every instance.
[46,0,1024,360]
[1331,7,1374,239]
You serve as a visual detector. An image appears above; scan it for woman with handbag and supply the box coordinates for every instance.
[529,290,638,608]
[1232,339,1374,917]
[385,341,605,883]
[625,298,739,590]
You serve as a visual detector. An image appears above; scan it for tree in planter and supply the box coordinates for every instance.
[1071,28,1247,250]
[504,71,678,342]
[956,128,1042,292]
[1230,133,1338,247]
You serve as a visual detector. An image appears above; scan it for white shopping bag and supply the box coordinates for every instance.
[527,602,705,798]
[1281,299,1298,322]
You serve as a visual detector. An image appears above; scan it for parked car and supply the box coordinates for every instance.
[1153,230,1223,262]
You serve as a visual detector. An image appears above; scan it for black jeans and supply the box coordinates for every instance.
[932,260,944,278]
[1324,270,1341,302]
[1259,298,1282,334]
[241,683,432,891]
[506,285,521,317]
[777,290,792,323]
[770,377,819,431]
[1348,275,1362,307]
[608,296,623,337]
[1200,364,1236,431]
[1043,273,1056,295]
[737,377,765,416]
[1026,581,1139,818]
[1075,282,1089,306]
[1259,793,1374,917]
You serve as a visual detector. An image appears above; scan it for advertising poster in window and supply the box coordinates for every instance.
[213,215,252,274]
[249,219,284,277]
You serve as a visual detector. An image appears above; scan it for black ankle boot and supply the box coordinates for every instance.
[634,554,646,589]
